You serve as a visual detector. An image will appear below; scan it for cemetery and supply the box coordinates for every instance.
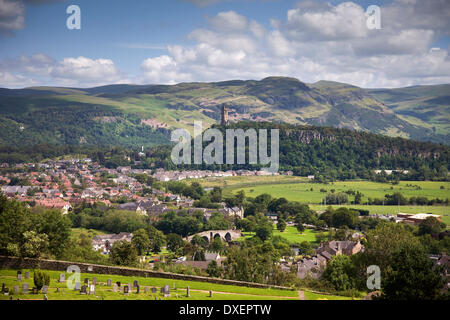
[0,268,318,300]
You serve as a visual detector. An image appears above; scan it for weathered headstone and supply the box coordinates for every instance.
[209,290,213,297]
[124,285,129,295]
[22,283,28,294]
[74,282,81,291]
[80,285,87,295]
[112,284,118,292]
[92,277,97,285]
[89,284,95,295]
[144,286,149,294]
[59,274,65,283]
[133,280,139,288]
[17,271,22,282]
[24,272,30,279]
[107,279,112,286]
[151,287,157,294]
[84,278,89,285]
[136,285,140,294]
[13,286,19,294]
[41,285,48,294]
[163,285,170,295]
[186,286,190,297]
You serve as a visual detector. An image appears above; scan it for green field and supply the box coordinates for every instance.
[238,227,327,247]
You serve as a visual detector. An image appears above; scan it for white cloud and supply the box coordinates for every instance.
[0,0,25,33]
[0,55,128,88]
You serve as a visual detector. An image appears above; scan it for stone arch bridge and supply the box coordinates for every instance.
[186,229,242,243]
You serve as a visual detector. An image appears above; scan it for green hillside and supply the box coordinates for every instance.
[0,77,448,146]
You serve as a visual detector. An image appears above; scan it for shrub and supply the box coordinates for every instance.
[33,269,50,291]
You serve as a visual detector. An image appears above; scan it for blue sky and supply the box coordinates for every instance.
[1,0,449,88]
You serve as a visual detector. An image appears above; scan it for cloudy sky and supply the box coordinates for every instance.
[0,0,449,88]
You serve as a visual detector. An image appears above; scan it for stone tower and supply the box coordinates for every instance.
[220,104,229,126]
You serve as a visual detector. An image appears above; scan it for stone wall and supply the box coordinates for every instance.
[0,256,293,291]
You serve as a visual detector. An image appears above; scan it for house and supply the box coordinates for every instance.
[397,213,442,225]
[92,232,133,254]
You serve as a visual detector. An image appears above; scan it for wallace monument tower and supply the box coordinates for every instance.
[220,104,229,126]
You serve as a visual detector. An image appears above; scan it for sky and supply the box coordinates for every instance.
[0,0,449,88]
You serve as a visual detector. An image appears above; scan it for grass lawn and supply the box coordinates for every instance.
[303,291,355,300]
[0,268,299,300]
[70,228,107,238]
[238,227,327,246]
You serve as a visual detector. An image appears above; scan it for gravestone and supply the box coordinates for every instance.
[163,285,170,295]
[80,285,87,295]
[17,271,22,282]
[84,278,89,285]
[124,285,129,295]
[133,280,139,288]
[24,272,30,279]
[1,283,5,293]
[107,279,112,286]
[151,287,157,294]
[136,285,140,294]
[92,277,97,285]
[209,290,213,297]
[59,274,65,283]
[144,286,149,294]
[74,282,81,291]
[112,284,118,292]
[89,284,95,295]
[186,286,189,297]
[13,286,19,294]
[56,287,60,293]
[22,283,28,294]
[41,285,48,294]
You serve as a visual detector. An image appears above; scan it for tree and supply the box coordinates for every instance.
[21,231,49,258]
[131,228,150,255]
[315,231,327,244]
[206,260,223,277]
[109,240,138,266]
[380,243,445,300]
[418,216,445,238]
[146,225,166,253]
[297,241,314,256]
[323,255,355,291]
[166,233,185,253]
[255,224,273,241]
[209,236,224,252]
[296,223,305,234]
[277,219,287,232]
[331,207,357,228]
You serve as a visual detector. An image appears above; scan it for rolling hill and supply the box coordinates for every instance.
[0,77,448,147]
